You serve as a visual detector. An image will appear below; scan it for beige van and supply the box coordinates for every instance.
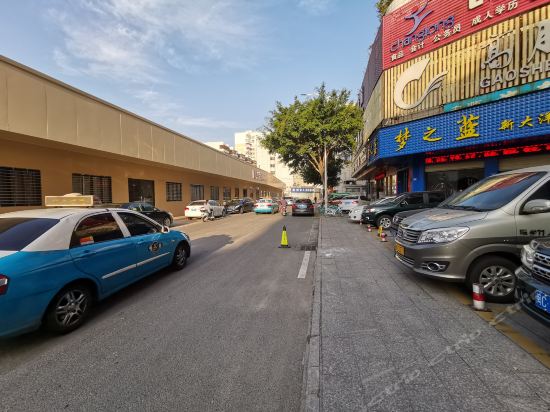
[394,166,550,302]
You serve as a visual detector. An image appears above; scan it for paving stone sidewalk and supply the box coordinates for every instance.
[314,216,550,412]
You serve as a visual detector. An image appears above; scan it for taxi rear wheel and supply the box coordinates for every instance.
[44,284,92,334]
[172,243,188,270]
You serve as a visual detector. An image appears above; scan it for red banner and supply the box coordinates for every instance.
[382,0,546,70]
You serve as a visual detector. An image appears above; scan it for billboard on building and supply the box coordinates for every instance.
[382,5,550,122]
[373,89,550,161]
[382,0,546,70]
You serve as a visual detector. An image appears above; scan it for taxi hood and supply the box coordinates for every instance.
[0,251,17,259]
[400,208,488,231]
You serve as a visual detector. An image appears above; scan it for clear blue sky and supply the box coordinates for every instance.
[0,0,378,144]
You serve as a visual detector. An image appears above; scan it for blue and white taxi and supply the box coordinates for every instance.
[0,196,191,338]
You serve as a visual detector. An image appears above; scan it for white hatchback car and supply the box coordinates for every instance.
[340,195,369,213]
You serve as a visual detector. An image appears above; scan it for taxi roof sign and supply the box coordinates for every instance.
[45,195,95,207]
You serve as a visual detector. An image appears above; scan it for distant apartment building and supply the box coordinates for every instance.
[234,130,299,196]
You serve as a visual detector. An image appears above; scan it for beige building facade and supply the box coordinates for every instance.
[0,57,284,215]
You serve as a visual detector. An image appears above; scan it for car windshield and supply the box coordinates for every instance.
[227,200,241,206]
[439,172,544,211]
[388,194,407,205]
[296,199,312,204]
[343,196,357,200]
[0,218,59,251]
[259,199,273,203]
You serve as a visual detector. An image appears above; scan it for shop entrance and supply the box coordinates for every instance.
[426,169,484,197]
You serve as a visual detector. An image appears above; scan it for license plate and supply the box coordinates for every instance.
[395,243,405,256]
[299,204,306,209]
[535,290,550,314]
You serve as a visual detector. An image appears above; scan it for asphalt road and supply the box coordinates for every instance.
[0,212,317,411]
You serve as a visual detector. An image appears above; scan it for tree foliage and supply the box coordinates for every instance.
[376,0,393,19]
[262,84,362,187]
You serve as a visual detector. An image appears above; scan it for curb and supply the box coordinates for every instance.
[301,218,322,412]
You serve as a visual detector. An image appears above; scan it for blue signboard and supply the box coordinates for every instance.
[375,89,550,161]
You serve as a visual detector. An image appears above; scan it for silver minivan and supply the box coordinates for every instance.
[394,165,550,302]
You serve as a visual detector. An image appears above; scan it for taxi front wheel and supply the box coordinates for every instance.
[172,243,188,270]
[44,284,93,334]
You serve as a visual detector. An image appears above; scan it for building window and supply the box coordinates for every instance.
[243,188,248,197]
[0,167,42,207]
[234,187,239,198]
[166,182,182,202]
[128,178,155,205]
[72,174,112,204]
[223,187,231,200]
[191,184,204,201]
[210,186,220,200]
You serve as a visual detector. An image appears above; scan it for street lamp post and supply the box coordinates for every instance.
[324,142,328,210]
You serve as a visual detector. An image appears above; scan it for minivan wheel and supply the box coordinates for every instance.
[468,256,517,302]
[163,217,172,227]
[376,215,392,230]
[45,284,92,334]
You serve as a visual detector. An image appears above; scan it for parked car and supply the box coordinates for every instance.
[120,202,173,227]
[349,205,370,222]
[394,166,550,302]
[391,209,430,233]
[292,198,315,216]
[225,198,254,214]
[340,195,369,213]
[184,200,225,219]
[283,196,295,206]
[0,206,191,338]
[253,199,280,214]
[516,238,550,326]
[361,191,445,229]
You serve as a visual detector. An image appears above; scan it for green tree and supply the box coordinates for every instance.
[376,0,393,19]
[262,83,362,188]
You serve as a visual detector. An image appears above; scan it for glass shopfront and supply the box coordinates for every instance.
[426,168,484,197]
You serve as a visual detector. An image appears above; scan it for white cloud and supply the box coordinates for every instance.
[298,0,334,15]
[47,0,264,83]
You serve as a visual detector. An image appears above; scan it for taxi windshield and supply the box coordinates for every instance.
[0,218,59,251]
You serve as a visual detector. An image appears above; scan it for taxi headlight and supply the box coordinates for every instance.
[418,227,469,244]
[521,240,538,270]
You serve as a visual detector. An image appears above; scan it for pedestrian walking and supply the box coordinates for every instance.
[280,198,287,215]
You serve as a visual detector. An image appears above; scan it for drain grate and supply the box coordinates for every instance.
[300,244,317,251]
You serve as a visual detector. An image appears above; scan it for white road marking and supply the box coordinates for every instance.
[298,251,311,279]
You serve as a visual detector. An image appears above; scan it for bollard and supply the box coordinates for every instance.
[472,283,486,311]
[380,232,387,242]
[367,225,372,232]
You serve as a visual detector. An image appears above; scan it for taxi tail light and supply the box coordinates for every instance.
[266,203,272,207]
[0,275,9,295]
[308,203,314,209]
[292,204,297,209]
[185,207,189,211]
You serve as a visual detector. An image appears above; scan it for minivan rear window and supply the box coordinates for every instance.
[0,218,59,251]
[440,172,544,211]
[189,201,206,205]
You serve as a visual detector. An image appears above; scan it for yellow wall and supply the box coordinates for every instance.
[0,135,281,215]
[0,56,283,192]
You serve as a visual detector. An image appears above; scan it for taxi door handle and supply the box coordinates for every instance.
[137,240,148,245]
[82,250,97,256]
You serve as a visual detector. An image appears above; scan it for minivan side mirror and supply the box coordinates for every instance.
[162,225,170,233]
[523,199,550,214]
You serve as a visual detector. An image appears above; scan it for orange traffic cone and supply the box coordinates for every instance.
[279,225,290,248]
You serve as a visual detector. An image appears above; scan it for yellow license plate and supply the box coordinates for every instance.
[395,243,405,256]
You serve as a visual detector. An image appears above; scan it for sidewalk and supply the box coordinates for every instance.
[310,216,550,411]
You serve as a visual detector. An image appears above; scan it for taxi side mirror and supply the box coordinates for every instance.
[523,199,550,214]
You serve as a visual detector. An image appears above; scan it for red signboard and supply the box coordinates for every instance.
[424,143,550,165]
[382,0,546,70]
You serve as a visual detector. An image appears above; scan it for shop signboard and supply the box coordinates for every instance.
[383,5,550,121]
[291,187,315,193]
[382,0,545,69]
[374,88,550,161]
